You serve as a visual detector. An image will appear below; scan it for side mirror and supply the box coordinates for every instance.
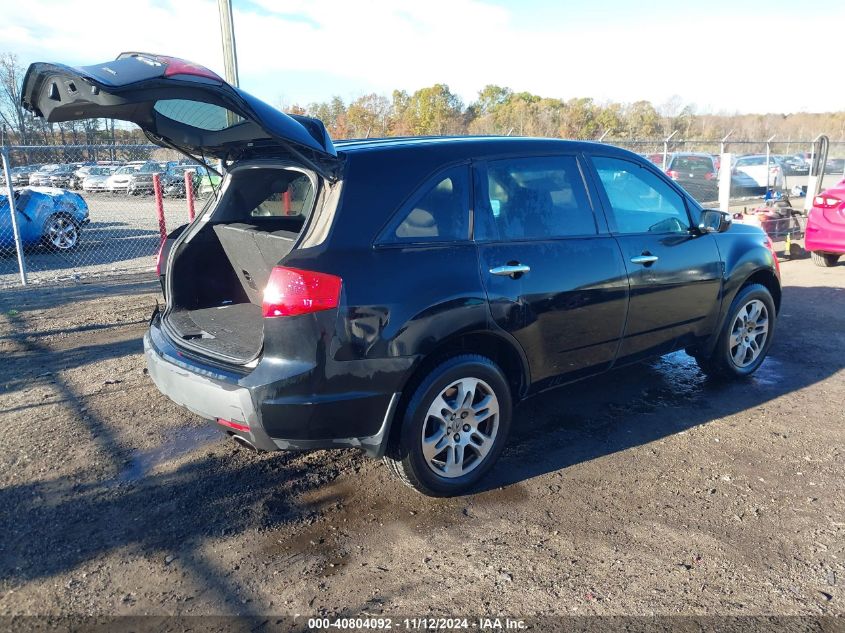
[699,209,732,233]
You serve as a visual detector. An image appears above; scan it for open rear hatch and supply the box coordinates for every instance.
[21,52,338,177]
[22,53,339,365]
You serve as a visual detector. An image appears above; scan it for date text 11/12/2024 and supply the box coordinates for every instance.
[307,617,528,630]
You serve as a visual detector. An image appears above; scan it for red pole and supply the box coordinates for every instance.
[185,170,195,221]
[283,189,292,215]
[153,172,167,244]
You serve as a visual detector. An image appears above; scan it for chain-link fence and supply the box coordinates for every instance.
[601,137,845,209]
[1,137,844,287]
[0,143,217,287]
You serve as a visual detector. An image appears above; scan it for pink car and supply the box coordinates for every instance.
[805,178,845,267]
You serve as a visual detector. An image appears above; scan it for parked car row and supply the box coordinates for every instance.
[2,159,220,199]
[639,151,835,201]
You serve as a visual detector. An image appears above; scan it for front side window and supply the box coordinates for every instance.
[592,156,690,234]
[477,155,596,241]
[380,165,470,243]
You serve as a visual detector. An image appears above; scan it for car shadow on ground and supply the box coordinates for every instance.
[0,271,158,310]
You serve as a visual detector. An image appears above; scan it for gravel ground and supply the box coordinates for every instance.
[0,258,842,621]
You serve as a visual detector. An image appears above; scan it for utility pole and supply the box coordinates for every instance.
[218,0,240,87]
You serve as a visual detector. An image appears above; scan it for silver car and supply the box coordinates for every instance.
[28,164,61,186]
[104,165,140,193]
[82,166,118,192]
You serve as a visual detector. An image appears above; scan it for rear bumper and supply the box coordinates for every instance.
[805,217,845,255]
[143,317,400,457]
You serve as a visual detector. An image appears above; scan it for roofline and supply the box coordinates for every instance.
[332,135,625,155]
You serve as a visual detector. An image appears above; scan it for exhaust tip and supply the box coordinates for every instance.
[231,434,257,452]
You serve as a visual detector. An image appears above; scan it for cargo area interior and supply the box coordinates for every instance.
[163,165,316,363]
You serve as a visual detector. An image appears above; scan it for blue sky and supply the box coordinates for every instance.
[2,0,844,113]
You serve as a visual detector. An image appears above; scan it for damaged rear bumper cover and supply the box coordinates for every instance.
[143,319,399,457]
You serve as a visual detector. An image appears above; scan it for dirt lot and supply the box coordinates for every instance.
[0,258,842,622]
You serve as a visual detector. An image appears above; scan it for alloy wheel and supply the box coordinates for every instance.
[421,377,500,478]
[46,216,78,250]
[729,299,769,368]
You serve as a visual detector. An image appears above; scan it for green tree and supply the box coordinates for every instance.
[403,84,463,135]
[561,98,597,139]
[625,100,661,137]
[346,93,391,138]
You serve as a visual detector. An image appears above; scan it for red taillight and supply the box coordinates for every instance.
[262,267,342,318]
[218,418,249,432]
[704,172,716,181]
[814,195,842,209]
[666,170,680,180]
[155,240,165,276]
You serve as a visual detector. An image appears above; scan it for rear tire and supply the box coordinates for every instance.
[811,251,840,267]
[693,283,775,379]
[383,354,512,497]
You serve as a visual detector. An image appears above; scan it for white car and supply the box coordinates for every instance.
[105,165,140,193]
[733,154,784,189]
[82,166,118,192]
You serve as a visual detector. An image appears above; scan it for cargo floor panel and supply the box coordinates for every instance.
[167,303,263,362]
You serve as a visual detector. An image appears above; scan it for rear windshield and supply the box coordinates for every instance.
[737,156,767,166]
[153,99,243,131]
[670,156,714,172]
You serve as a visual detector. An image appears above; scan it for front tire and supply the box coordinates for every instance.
[42,214,80,252]
[383,354,512,497]
[811,251,840,267]
[693,283,776,379]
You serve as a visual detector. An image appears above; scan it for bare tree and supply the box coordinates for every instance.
[0,52,33,145]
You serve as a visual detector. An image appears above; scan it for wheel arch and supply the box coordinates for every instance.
[695,265,781,359]
[402,330,529,403]
[385,330,530,448]
[740,268,781,314]
[44,209,83,227]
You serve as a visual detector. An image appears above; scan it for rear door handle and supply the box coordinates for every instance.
[490,264,531,277]
[630,255,659,265]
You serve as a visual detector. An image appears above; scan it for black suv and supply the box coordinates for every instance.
[23,54,781,496]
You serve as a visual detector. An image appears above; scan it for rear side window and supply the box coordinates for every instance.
[379,165,470,244]
[592,156,690,234]
[476,155,596,241]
